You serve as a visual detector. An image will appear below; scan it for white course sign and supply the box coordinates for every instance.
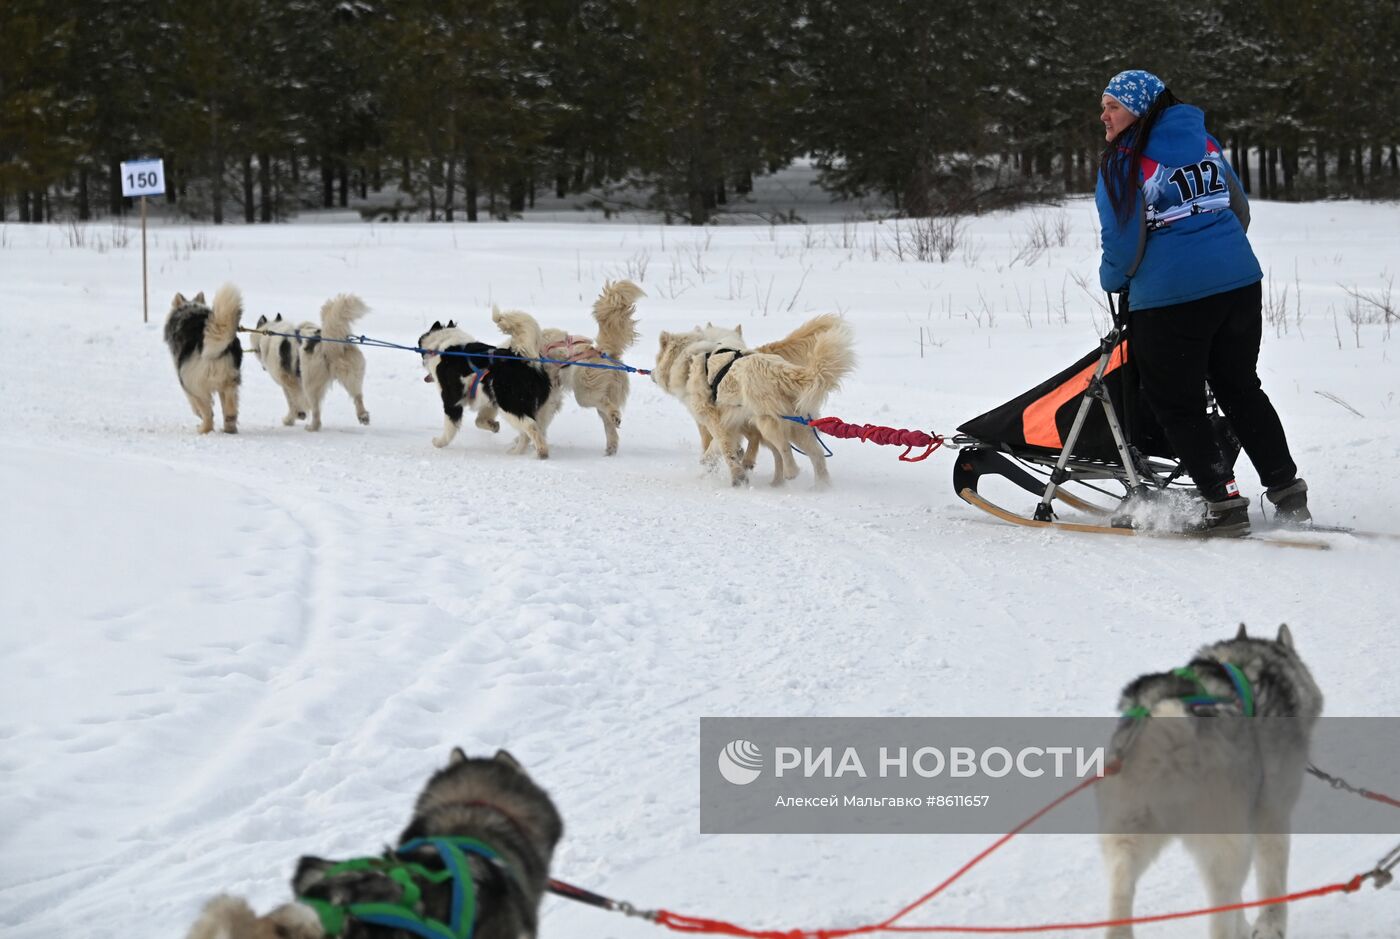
[120,158,166,198]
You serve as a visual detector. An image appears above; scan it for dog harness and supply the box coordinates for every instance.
[466,368,489,403]
[706,348,747,403]
[1121,663,1255,720]
[541,335,598,367]
[299,836,514,939]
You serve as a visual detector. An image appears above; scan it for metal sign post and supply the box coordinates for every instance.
[120,158,166,323]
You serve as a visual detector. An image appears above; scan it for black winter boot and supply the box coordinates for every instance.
[1193,495,1251,536]
[1266,478,1311,525]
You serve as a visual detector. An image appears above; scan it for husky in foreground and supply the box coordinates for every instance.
[163,285,243,434]
[1097,624,1322,939]
[419,310,561,457]
[185,748,563,939]
[249,295,371,430]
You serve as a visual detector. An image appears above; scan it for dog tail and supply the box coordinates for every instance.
[794,318,855,416]
[184,895,259,939]
[592,280,644,358]
[318,293,369,340]
[491,307,544,361]
[203,284,242,357]
[185,896,324,939]
[756,312,843,364]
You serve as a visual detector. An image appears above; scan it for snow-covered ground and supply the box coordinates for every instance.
[2,186,1398,938]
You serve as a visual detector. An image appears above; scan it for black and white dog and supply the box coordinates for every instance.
[163,285,243,434]
[418,310,561,458]
[250,295,371,430]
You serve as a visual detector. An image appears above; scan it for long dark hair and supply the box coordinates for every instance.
[1099,88,1181,224]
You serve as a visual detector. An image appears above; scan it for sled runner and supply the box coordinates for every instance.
[951,295,1330,549]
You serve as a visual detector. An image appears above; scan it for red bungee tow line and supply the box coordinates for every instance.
[801,416,948,463]
[546,761,1400,937]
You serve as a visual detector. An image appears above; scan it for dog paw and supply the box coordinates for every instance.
[305,421,321,432]
[536,449,550,460]
[222,423,238,435]
[1250,920,1285,939]
[432,437,450,448]
[358,412,370,425]
[605,444,618,456]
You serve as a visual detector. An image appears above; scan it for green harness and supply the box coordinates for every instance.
[1121,663,1255,720]
[299,836,512,939]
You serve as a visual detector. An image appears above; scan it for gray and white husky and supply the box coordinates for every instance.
[1097,624,1323,939]
[164,285,243,434]
[249,295,371,431]
[185,748,563,939]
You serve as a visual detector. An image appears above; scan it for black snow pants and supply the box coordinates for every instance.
[1129,281,1299,502]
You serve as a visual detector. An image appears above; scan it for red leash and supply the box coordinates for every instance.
[552,758,1398,937]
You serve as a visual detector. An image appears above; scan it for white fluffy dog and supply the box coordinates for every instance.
[539,280,644,455]
[654,314,854,486]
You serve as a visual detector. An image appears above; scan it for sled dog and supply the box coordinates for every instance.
[1097,624,1323,939]
[185,748,563,939]
[250,295,371,430]
[419,310,561,458]
[654,314,854,486]
[538,280,644,455]
[164,285,243,434]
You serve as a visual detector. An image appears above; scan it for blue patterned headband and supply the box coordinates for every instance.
[1103,70,1166,117]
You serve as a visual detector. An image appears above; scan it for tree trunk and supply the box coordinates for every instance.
[211,101,225,225]
[1390,145,1398,178]
[445,156,456,222]
[1237,138,1251,194]
[1369,141,1382,185]
[109,157,124,216]
[1353,145,1363,187]
[242,154,255,223]
[1281,145,1295,200]
[508,178,526,214]
[714,180,727,206]
[290,150,300,186]
[1338,143,1351,189]
[338,161,348,207]
[465,155,478,223]
[736,170,753,195]
[426,160,438,220]
[321,155,334,208]
[259,153,272,222]
[19,190,31,223]
[1315,136,1326,188]
[167,161,178,205]
[556,173,567,199]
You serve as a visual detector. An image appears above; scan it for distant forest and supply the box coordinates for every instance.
[3,0,1398,224]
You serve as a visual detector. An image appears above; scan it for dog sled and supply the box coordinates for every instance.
[950,296,1332,548]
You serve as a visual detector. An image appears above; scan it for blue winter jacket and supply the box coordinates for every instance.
[1096,104,1262,310]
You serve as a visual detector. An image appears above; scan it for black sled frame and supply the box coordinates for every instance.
[953,294,1226,521]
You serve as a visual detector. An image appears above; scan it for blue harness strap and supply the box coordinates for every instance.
[1122,664,1256,719]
